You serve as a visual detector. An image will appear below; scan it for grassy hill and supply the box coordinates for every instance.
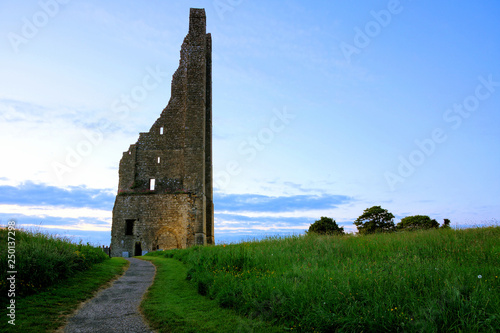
[0,228,109,298]
[0,228,128,332]
[144,227,499,332]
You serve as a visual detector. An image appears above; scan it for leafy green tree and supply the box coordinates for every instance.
[354,206,395,234]
[441,219,451,229]
[308,217,345,235]
[396,215,439,231]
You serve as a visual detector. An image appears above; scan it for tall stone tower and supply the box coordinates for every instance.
[110,8,213,257]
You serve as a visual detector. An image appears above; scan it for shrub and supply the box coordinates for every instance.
[397,215,439,231]
[441,218,451,229]
[307,217,345,235]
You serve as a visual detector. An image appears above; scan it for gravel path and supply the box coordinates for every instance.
[63,258,156,333]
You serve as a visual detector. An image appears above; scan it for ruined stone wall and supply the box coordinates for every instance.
[110,8,213,257]
[110,194,196,257]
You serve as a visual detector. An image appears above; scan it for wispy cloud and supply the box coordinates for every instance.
[0,99,123,134]
[214,193,352,212]
[0,213,112,246]
[0,205,110,220]
[0,181,114,210]
[213,192,357,243]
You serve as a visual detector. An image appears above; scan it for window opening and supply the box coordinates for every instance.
[160,127,164,135]
[157,157,161,164]
[149,178,156,191]
[125,219,134,236]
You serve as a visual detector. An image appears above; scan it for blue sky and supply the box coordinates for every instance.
[1,0,499,245]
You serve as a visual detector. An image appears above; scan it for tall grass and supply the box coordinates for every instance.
[148,227,500,332]
[0,228,108,299]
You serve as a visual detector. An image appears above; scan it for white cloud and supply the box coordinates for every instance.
[215,224,311,231]
[217,209,343,219]
[21,223,110,232]
[0,204,111,221]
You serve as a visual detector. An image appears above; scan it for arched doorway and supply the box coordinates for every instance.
[155,226,182,250]
[134,242,142,256]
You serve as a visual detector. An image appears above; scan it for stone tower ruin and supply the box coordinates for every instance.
[110,8,213,257]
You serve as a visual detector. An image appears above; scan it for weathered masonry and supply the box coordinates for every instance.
[110,8,213,257]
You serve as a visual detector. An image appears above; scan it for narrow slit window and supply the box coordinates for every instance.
[125,219,134,236]
[149,178,156,191]
[160,127,164,135]
[157,157,161,164]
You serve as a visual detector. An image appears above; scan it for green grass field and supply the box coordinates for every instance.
[141,256,284,332]
[145,227,500,332]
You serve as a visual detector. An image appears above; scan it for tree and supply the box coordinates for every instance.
[396,215,439,231]
[354,206,395,234]
[308,217,345,235]
[441,219,451,229]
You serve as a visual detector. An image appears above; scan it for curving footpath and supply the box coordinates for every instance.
[64,258,156,333]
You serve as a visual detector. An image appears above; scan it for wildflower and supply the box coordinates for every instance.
[478,275,482,279]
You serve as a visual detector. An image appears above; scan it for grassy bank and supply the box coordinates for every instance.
[140,256,284,332]
[0,228,109,298]
[0,227,127,331]
[147,227,499,332]
[0,257,128,332]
